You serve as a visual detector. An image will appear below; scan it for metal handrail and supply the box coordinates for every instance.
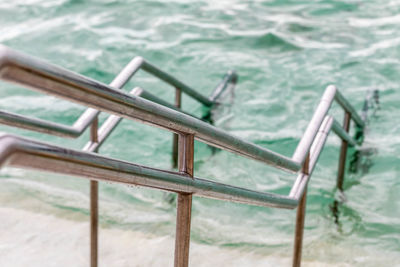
[0,131,319,209]
[123,56,238,106]
[0,45,236,138]
[128,57,211,106]
[0,45,357,173]
[0,116,332,209]
[0,45,366,267]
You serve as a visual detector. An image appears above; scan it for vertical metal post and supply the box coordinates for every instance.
[174,134,194,267]
[336,112,351,191]
[90,117,99,267]
[172,88,182,169]
[292,154,309,267]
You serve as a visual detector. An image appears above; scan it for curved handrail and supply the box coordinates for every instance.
[0,114,330,210]
[0,45,235,138]
[0,54,137,137]
[130,56,238,106]
[0,45,358,173]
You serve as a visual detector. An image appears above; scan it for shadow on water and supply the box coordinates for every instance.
[329,197,364,236]
[330,89,380,228]
[330,145,378,227]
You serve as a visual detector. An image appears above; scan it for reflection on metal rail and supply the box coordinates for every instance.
[0,45,367,267]
[0,49,237,138]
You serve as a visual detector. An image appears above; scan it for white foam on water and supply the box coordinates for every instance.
[0,207,289,267]
[0,207,398,267]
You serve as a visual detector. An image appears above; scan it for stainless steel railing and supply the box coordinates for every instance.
[0,45,366,267]
[0,45,357,171]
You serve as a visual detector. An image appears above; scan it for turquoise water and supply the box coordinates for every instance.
[0,0,399,266]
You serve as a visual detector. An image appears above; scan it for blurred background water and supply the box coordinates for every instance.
[0,0,399,266]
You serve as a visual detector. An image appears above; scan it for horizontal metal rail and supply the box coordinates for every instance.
[0,45,358,173]
[334,90,364,127]
[0,53,137,138]
[0,122,330,209]
[0,87,199,138]
[0,45,234,139]
[131,57,212,106]
[82,86,201,152]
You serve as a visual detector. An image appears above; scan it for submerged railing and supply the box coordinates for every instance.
[0,45,369,267]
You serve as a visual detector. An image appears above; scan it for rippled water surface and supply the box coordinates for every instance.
[0,0,399,266]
